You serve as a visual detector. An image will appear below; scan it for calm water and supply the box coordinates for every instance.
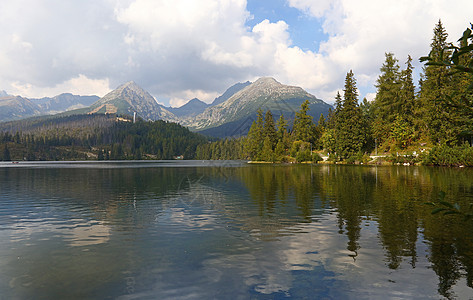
[0,161,472,299]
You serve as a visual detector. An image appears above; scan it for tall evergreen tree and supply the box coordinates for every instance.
[261,136,275,162]
[276,114,291,152]
[334,70,368,158]
[244,109,264,159]
[399,55,416,117]
[418,20,461,145]
[276,114,288,141]
[334,91,343,116]
[373,52,401,143]
[263,110,277,149]
[292,100,315,144]
[375,53,401,117]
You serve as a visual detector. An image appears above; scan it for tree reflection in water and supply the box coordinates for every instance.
[234,165,473,297]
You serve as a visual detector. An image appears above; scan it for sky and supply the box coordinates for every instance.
[1,0,472,107]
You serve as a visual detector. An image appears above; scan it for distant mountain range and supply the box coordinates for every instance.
[0,93,99,121]
[33,93,99,114]
[0,78,332,137]
[167,98,209,118]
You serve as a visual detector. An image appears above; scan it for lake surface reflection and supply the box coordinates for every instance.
[0,161,472,299]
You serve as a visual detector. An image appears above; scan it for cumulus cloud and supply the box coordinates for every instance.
[288,0,473,101]
[169,90,221,108]
[0,0,472,105]
[11,75,111,98]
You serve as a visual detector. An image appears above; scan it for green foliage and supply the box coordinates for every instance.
[263,110,277,149]
[387,152,422,165]
[261,136,275,162]
[292,99,315,144]
[417,20,469,145]
[243,109,264,159]
[195,138,244,160]
[391,115,414,149]
[372,53,416,147]
[333,70,368,159]
[321,128,336,154]
[374,53,401,123]
[422,143,473,166]
[290,140,309,157]
[238,102,322,163]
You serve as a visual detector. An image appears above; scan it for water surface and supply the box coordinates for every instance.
[0,161,472,299]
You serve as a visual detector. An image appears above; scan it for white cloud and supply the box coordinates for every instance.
[288,0,473,102]
[364,93,376,102]
[11,75,111,98]
[169,90,220,107]
[1,0,472,106]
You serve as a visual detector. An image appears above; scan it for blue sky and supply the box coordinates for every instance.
[246,0,327,52]
[1,0,472,107]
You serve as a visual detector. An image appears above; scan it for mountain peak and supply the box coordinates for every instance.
[188,98,204,104]
[117,81,142,91]
[88,81,178,122]
[211,81,252,106]
[0,90,11,97]
[254,77,280,85]
[182,77,330,133]
[167,98,208,118]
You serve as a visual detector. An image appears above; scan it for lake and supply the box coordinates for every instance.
[0,161,472,299]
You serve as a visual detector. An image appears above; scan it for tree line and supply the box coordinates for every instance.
[197,20,473,166]
[0,114,208,161]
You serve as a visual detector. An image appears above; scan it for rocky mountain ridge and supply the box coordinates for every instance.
[86,81,178,122]
[180,77,330,134]
[1,78,332,137]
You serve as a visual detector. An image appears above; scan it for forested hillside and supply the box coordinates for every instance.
[0,114,208,161]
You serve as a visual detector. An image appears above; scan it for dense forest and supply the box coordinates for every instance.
[196,21,473,166]
[0,114,208,161]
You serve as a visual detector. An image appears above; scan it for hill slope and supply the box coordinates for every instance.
[0,114,208,161]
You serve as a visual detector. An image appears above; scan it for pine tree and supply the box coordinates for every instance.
[382,54,417,149]
[292,100,315,144]
[373,52,401,143]
[276,114,288,141]
[244,109,264,160]
[261,136,275,162]
[334,70,368,158]
[418,20,461,145]
[399,55,416,117]
[276,114,291,152]
[263,110,277,149]
[317,113,326,129]
[334,91,343,116]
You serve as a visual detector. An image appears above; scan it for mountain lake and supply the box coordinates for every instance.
[0,161,472,299]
